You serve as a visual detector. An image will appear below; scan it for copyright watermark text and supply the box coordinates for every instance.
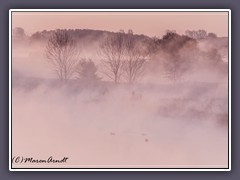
[12,156,69,164]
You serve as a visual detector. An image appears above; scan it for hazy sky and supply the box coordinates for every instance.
[12,11,229,37]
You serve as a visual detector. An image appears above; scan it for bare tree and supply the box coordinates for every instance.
[99,31,125,84]
[46,29,79,82]
[122,30,148,84]
[100,30,149,84]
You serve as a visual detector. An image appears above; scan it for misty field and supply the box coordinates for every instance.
[12,27,229,168]
[12,79,228,168]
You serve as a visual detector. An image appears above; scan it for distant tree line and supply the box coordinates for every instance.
[44,29,226,83]
[12,27,227,84]
[185,29,217,40]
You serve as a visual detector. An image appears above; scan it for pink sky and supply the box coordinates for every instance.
[12,11,229,37]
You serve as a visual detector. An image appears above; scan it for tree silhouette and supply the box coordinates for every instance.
[122,30,149,84]
[99,31,125,83]
[46,29,79,82]
[75,59,100,83]
[161,32,197,81]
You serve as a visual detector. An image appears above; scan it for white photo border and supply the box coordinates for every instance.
[9,9,231,171]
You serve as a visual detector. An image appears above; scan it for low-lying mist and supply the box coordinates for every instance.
[12,78,228,168]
